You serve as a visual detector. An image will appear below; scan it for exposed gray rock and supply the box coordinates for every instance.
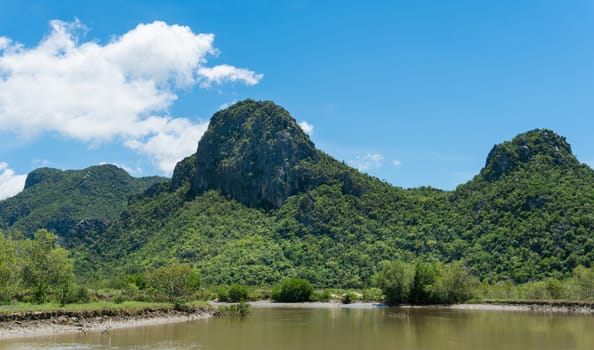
[191,99,320,209]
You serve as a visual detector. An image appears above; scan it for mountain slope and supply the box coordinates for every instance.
[191,100,321,209]
[450,129,594,282]
[87,100,437,286]
[0,165,166,247]
[24,101,594,287]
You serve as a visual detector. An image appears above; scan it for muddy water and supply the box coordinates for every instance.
[1,306,593,349]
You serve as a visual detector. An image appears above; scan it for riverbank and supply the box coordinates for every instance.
[245,300,386,309]
[0,302,212,340]
[451,301,594,314]
[245,300,594,313]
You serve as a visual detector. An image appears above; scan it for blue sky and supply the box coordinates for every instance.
[0,0,593,198]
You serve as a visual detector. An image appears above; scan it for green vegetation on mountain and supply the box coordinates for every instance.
[71,100,594,296]
[2,100,594,305]
[0,164,166,246]
[450,130,594,282]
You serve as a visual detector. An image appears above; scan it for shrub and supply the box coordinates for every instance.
[573,265,594,299]
[313,289,331,302]
[374,261,415,305]
[342,292,357,304]
[217,302,251,316]
[272,278,314,302]
[147,263,200,303]
[430,261,477,304]
[227,284,250,302]
[362,288,383,302]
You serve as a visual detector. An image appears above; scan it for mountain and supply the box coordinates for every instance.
[86,100,433,286]
[9,100,593,288]
[190,100,321,209]
[450,129,594,282]
[0,165,166,247]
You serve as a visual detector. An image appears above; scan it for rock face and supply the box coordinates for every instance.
[191,99,320,209]
[482,129,577,181]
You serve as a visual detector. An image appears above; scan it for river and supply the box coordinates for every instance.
[1,305,593,349]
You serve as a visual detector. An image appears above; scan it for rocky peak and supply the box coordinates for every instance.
[23,168,63,189]
[482,129,577,181]
[191,99,320,209]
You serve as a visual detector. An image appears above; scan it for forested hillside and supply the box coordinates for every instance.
[450,130,594,282]
[0,165,166,248]
[69,100,594,288]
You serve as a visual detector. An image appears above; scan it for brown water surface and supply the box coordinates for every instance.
[1,306,593,349]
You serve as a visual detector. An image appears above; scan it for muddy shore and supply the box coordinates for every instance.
[451,301,594,314]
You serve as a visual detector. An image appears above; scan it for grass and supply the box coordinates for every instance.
[0,301,175,315]
[474,299,594,306]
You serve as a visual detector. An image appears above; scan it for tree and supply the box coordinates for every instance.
[272,278,314,302]
[19,230,75,304]
[147,263,200,303]
[430,261,477,304]
[227,283,250,302]
[0,233,18,302]
[573,265,594,299]
[374,260,415,305]
[411,261,438,304]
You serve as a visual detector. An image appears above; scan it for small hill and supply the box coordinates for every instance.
[0,164,166,247]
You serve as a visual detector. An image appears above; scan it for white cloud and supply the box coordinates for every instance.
[99,161,143,176]
[0,37,10,50]
[197,64,263,87]
[348,153,384,172]
[218,100,238,111]
[298,121,314,135]
[392,160,402,167]
[126,118,209,174]
[0,20,262,174]
[0,162,26,200]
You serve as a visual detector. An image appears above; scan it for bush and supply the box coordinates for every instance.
[217,302,251,316]
[374,261,415,305]
[430,261,477,304]
[573,265,594,299]
[362,288,383,302]
[342,292,357,304]
[411,262,438,304]
[227,284,249,302]
[313,289,331,302]
[146,263,200,303]
[272,278,314,302]
[217,287,229,302]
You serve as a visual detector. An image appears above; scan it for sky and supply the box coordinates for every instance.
[0,0,593,199]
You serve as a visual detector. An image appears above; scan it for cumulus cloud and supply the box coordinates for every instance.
[392,160,402,167]
[99,161,142,176]
[0,162,26,200]
[0,20,262,174]
[298,121,314,135]
[126,118,209,175]
[349,153,384,172]
[198,64,263,87]
[0,37,9,50]
[218,100,238,111]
